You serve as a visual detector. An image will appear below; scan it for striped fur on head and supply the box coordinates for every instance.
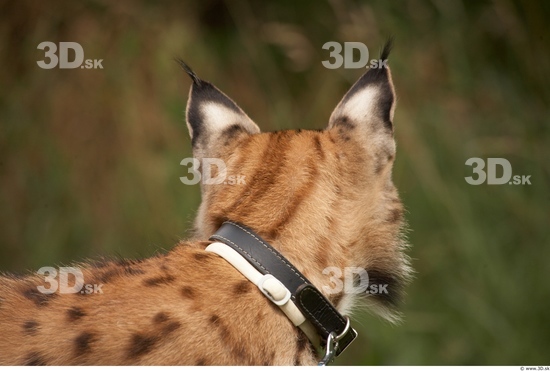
[182,42,411,321]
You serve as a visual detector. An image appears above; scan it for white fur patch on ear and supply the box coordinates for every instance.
[328,66,396,133]
[328,86,381,129]
[185,81,261,148]
[199,101,260,136]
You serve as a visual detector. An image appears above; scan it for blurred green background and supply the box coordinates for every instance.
[1,0,549,365]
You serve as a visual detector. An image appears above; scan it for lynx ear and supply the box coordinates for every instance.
[177,59,260,153]
[327,41,396,143]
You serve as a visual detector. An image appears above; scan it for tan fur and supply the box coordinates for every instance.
[0,58,411,365]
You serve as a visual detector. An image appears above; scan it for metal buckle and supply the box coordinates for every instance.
[318,316,352,366]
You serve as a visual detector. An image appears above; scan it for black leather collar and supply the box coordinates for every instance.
[210,221,357,359]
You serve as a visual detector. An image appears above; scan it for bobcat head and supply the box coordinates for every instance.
[179,42,411,322]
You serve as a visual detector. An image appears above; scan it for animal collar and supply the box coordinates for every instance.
[207,221,357,365]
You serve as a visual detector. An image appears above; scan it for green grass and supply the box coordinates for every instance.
[1,0,549,365]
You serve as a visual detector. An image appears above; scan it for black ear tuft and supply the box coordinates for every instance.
[175,58,203,87]
[380,37,393,63]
